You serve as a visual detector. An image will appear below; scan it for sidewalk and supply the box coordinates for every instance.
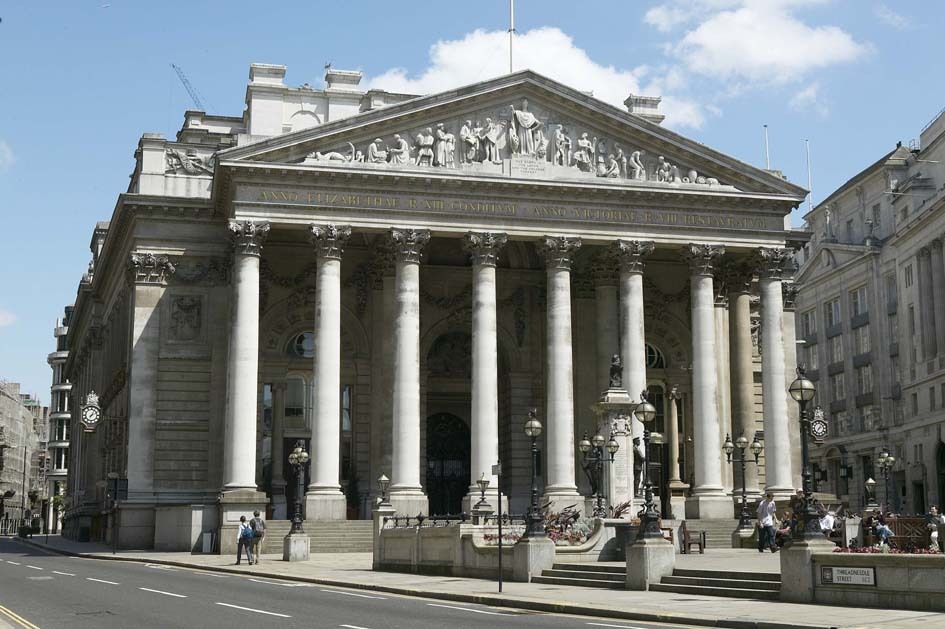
[11,535,945,629]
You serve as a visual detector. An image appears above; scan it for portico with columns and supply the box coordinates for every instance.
[61,69,810,551]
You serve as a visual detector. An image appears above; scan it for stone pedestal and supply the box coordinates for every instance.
[388,492,429,519]
[626,536,675,590]
[732,526,756,549]
[512,535,556,583]
[685,494,732,519]
[470,503,495,525]
[304,493,346,521]
[218,489,268,555]
[372,503,396,569]
[779,537,835,603]
[283,532,311,562]
[668,481,688,521]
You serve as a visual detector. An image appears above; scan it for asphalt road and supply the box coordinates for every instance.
[0,537,701,629]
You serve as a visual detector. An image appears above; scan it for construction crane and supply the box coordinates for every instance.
[171,63,209,111]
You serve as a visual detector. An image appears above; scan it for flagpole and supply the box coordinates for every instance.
[509,0,515,73]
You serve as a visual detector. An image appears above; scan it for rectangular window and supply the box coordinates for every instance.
[885,272,897,310]
[285,378,305,418]
[930,386,936,411]
[872,204,881,232]
[801,309,817,337]
[831,335,844,363]
[806,344,819,370]
[850,285,868,316]
[846,219,854,242]
[831,373,846,401]
[854,324,871,355]
[912,392,919,416]
[53,448,68,470]
[909,305,917,336]
[856,365,872,395]
[888,313,898,340]
[940,383,945,406]
[905,264,914,288]
[825,298,841,328]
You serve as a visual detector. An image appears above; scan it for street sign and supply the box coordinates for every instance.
[821,566,875,586]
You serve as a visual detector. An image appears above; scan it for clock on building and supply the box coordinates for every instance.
[80,391,102,432]
[810,406,828,442]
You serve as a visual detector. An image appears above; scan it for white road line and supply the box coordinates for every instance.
[320,589,386,600]
[587,624,651,629]
[26,566,43,570]
[6,561,20,565]
[214,602,291,618]
[52,571,75,576]
[340,625,372,629]
[86,577,120,585]
[139,587,187,598]
[426,603,512,616]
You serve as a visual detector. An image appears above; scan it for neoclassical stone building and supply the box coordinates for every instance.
[62,65,807,549]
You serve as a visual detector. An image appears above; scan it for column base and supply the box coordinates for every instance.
[304,490,347,522]
[283,532,311,562]
[218,489,268,555]
[541,488,582,514]
[668,481,689,520]
[461,490,507,516]
[388,489,428,517]
[626,535,676,590]
[764,486,796,501]
[685,493,733,519]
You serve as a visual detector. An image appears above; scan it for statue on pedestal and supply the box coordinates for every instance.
[508,99,543,157]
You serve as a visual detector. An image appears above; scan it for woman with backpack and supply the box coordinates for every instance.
[236,515,254,565]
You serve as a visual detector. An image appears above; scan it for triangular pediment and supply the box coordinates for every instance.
[796,243,872,284]
[219,71,806,200]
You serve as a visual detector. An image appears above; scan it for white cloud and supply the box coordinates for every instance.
[668,1,869,84]
[789,82,830,117]
[0,140,14,171]
[366,27,706,129]
[0,309,16,327]
[874,3,910,29]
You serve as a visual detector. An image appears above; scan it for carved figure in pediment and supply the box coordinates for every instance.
[629,150,646,181]
[459,120,478,163]
[388,134,410,164]
[657,155,679,183]
[508,99,543,156]
[615,145,627,177]
[553,125,571,166]
[480,118,502,164]
[574,133,596,172]
[415,128,435,166]
[444,131,455,167]
[310,141,356,163]
[367,139,387,163]
[166,148,213,175]
[534,128,547,159]
[598,154,620,178]
[434,123,451,167]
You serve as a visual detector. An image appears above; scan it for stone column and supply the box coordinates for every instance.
[757,248,793,497]
[305,224,352,521]
[931,240,945,355]
[714,276,733,494]
[223,221,270,492]
[727,263,760,496]
[666,385,687,519]
[918,246,937,360]
[592,254,619,393]
[388,228,430,516]
[683,243,731,519]
[462,231,508,511]
[538,235,582,509]
[782,282,802,491]
[270,381,288,519]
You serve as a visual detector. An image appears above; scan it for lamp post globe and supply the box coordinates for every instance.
[523,409,545,538]
[789,366,821,540]
[377,474,391,506]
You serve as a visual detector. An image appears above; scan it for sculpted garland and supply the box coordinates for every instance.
[302,98,727,188]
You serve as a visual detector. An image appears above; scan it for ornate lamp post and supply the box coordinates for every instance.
[722,433,764,529]
[877,449,895,513]
[788,366,819,540]
[475,474,490,509]
[578,430,619,518]
[377,474,391,507]
[865,477,879,509]
[287,440,310,534]
[522,409,546,538]
[634,392,661,539]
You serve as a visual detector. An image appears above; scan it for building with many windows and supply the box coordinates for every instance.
[0,381,45,529]
[45,305,73,533]
[797,106,945,515]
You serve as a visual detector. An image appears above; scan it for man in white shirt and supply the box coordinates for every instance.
[756,491,779,553]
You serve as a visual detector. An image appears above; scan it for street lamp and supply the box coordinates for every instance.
[788,365,819,540]
[287,440,310,534]
[377,474,391,507]
[723,433,764,529]
[865,477,879,509]
[475,474,490,509]
[578,429,619,518]
[634,391,661,539]
[877,449,896,513]
[522,409,545,538]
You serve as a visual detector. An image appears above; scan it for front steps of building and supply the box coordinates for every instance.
[258,520,374,554]
[685,519,741,549]
[532,562,625,589]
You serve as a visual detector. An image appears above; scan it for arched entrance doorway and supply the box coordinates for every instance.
[425,413,470,515]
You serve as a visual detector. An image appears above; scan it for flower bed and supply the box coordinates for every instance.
[833,545,940,555]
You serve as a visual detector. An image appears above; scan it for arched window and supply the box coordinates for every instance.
[288,332,315,358]
[645,343,666,369]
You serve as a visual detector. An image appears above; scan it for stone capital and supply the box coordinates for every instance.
[538,235,582,270]
[721,259,755,296]
[931,239,943,251]
[782,282,799,311]
[310,223,352,260]
[614,239,655,275]
[463,231,508,267]
[271,381,288,394]
[684,243,725,277]
[389,227,431,264]
[228,220,270,257]
[755,247,792,280]
[919,246,932,259]
[128,252,176,285]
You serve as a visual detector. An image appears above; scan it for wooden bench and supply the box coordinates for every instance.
[680,520,705,554]
[861,516,932,550]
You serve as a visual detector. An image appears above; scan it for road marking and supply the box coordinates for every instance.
[320,589,386,599]
[145,563,176,571]
[139,587,187,598]
[249,577,311,588]
[52,571,76,576]
[426,603,512,616]
[340,625,372,629]
[6,561,20,565]
[25,565,43,570]
[27,576,53,580]
[86,577,120,585]
[215,602,291,618]
[588,624,651,629]
[0,605,42,629]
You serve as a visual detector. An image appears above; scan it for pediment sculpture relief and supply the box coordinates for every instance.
[297,98,734,190]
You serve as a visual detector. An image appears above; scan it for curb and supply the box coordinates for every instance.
[13,538,832,629]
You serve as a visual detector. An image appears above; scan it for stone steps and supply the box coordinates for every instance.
[532,562,626,589]
[685,519,740,549]
[258,520,374,554]
[652,568,781,600]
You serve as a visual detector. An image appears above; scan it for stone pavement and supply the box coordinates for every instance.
[11,535,945,629]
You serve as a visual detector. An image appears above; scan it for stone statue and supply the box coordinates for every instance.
[615,144,627,177]
[553,124,571,165]
[444,131,455,168]
[367,138,387,164]
[166,148,213,175]
[388,134,410,164]
[434,123,450,167]
[629,150,646,180]
[459,120,477,163]
[609,354,622,388]
[657,155,679,182]
[479,118,502,164]
[598,153,619,178]
[574,133,596,172]
[415,128,435,166]
[310,141,356,162]
[508,99,543,156]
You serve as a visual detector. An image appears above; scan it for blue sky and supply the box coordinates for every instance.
[1,1,942,403]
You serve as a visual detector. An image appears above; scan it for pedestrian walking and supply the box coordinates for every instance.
[236,515,254,565]
[249,510,266,565]
[756,491,779,553]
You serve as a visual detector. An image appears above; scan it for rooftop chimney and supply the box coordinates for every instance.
[624,94,665,125]
[325,68,363,92]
